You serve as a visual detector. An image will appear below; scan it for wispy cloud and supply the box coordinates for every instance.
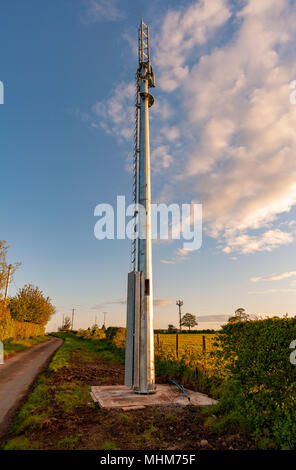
[222,229,294,255]
[92,298,126,310]
[160,246,191,265]
[248,288,296,295]
[196,314,230,323]
[92,297,173,309]
[154,0,231,91]
[156,0,296,254]
[250,271,296,282]
[153,298,174,307]
[151,145,174,171]
[83,0,124,23]
[92,81,134,141]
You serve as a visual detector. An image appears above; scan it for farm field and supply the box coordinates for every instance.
[79,328,218,372]
[154,333,216,358]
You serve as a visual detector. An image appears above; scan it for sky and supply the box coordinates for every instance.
[1,0,296,332]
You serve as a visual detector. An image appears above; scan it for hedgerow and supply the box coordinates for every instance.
[0,301,44,341]
[213,318,296,449]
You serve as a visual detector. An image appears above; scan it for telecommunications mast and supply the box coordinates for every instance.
[125,19,156,394]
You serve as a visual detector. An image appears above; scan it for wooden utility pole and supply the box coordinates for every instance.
[4,264,12,303]
[103,312,107,329]
[176,300,183,332]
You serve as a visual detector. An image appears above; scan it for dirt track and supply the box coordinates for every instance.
[0,337,63,437]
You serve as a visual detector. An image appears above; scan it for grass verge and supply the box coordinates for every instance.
[3,335,49,359]
[1,332,255,451]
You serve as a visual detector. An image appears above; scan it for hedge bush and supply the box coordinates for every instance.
[76,328,106,340]
[213,318,296,449]
[0,302,44,341]
[105,327,126,348]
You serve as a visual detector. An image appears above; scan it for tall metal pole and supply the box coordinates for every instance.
[4,264,12,302]
[125,19,156,394]
[176,300,184,332]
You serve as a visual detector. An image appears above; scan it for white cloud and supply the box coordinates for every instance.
[250,271,296,282]
[160,246,192,265]
[154,0,231,91]
[160,126,180,142]
[156,0,296,254]
[153,298,174,307]
[90,0,296,256]
[84,0,124,23]
[222,229,294,254]
[151,145,174,171]
[92,81,134,141]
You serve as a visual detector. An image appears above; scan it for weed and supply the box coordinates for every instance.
[100,440,118,450]
[56,433,82,450]
[3,436,38,450]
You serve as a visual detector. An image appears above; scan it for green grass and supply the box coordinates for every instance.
[2,332,125,450]
[3,336,49,359]
[50,332,124,371]
[56,433,82,450]
[3,436,39,450]
[55,381,91,413]
[134,424,158,446]
[11,375,52,434]
[4,332,216,450]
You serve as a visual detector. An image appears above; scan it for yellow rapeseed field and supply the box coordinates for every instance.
[154,333,216,356]
[154,333,218,373]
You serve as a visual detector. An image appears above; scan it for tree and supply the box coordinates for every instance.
[181,313,198,331]
[10,284,55,325]
[59,316,71,331]
[228,307,249,323]
[0,240,21,298]
[168,324,178,333]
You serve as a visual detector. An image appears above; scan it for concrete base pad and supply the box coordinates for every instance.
[90,385,217,410]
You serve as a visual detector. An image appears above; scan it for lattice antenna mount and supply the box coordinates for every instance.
[138,19,155,90]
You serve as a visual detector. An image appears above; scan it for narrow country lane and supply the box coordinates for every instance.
[0,337,63,437]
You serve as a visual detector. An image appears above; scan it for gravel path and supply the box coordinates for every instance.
[0,337,63,437]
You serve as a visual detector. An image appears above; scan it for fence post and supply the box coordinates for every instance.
[157,333,160,353]
[176,334,179,359]
[202,335,206,353]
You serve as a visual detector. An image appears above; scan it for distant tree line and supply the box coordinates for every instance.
[155,328,217,334]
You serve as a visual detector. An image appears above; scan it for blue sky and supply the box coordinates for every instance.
[1,0,296,331]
